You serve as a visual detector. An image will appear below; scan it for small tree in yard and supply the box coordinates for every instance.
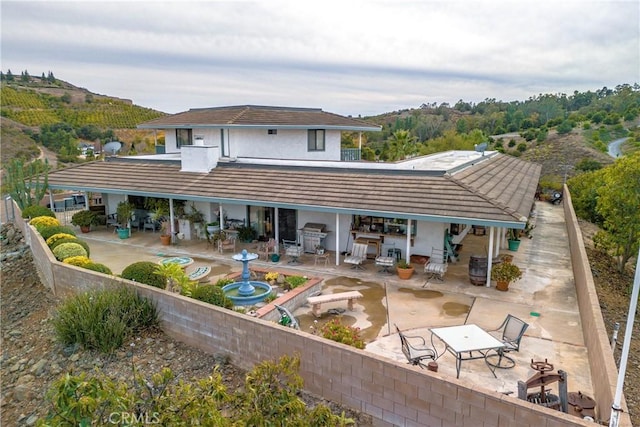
[592,152,640,273]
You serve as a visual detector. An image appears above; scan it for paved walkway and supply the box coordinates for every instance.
[74,201,593,398]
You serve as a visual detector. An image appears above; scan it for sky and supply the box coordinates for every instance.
[1,0,638,117]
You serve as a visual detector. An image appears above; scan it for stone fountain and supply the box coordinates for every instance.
[222,249,273,306]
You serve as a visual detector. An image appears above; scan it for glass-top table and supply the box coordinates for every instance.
[430,324,504,378]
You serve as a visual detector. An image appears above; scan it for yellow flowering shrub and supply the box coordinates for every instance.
[46,233,77,247]
[264,272,280,282]
[63,256,92,267]
[29,216,60,228]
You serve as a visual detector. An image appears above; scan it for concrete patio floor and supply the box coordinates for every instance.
[74,201,594,401]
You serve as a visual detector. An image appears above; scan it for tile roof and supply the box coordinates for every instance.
[138,105,381,131]
[46,153,540,227]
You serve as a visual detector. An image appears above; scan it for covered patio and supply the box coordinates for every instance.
[68,201,596,413]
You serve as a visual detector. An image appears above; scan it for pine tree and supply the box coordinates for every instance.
[6,69,14,81]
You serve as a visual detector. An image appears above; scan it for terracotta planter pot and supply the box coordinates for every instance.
[397,266,415,280]
[496,280,510,291]
[80,225,90,233]
[160,234,172,246]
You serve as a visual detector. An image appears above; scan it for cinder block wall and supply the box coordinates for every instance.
[563,186,630,425]
[19,200,621,426]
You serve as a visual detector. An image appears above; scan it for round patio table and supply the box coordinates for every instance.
[159,256,194,268]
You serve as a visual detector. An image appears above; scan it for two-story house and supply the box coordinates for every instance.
[45,104,541,279]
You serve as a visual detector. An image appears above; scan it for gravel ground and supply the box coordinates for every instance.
[0,223,371,426]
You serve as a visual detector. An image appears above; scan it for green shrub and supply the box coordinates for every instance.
[49,237,90,257]
[83,262,113,275]
[46,233,76,247]
[52,287,158,353]
[121,261,165,289]
[283,275,307,290]
[21,205,55,219]
[214,277,234,287]
[320,318,365,349]
[191,285,234,309]
[39,355,351,426]
[39,225,76,241]
[52,242,88,261]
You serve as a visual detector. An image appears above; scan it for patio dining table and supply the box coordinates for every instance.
[430,324,505,379]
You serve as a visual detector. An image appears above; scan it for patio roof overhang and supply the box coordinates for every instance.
[46,153,540,229]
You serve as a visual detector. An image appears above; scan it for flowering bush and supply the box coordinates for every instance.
[63,256,92,267]
[46,233,77,247]
[264,271,280,282]
[52,242,88,261]
[29,216,60,229]
[320,318,365,349]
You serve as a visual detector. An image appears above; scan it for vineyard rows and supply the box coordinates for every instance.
[1,84,165,128]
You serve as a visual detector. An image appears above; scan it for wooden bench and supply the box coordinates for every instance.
[307,291,363,318]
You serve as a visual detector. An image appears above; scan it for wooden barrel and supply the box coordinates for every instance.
[469,255,488,286]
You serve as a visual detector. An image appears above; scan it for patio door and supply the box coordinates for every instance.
[248,206,274,241]
[278,208,297,242]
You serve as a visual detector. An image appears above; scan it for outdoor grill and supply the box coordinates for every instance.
[301,223,328,253]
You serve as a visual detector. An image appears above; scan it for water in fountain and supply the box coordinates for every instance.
[222,249,273,306]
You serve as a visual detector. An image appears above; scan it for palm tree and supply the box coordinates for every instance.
[388,130,417,161]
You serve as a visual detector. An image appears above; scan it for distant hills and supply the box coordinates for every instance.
[1,71,638,188]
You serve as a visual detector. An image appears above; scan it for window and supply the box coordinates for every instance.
[176,129,192,148]
[268,129,277,135]
[307,129,325,151]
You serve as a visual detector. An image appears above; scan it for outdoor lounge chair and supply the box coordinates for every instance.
[344,243,368,270]
[423,247,448,283]
[395,324,437,369]
[485,314,529,369]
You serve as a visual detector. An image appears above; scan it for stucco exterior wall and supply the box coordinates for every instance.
[229,128,341,160]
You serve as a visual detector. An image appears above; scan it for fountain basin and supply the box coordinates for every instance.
[222,282,273,306]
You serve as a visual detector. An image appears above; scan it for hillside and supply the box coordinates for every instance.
[0,75,167,166]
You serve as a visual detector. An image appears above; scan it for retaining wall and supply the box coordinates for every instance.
[562,186,630,425]
[18,201,628,427]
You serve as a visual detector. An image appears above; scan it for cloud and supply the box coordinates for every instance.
[2,0,638,116]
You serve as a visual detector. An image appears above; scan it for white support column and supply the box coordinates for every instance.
[169,199,175,244]
[335,213,340,265]
[494,227,501,256]
[405,219,412,262]
[274,207,280,252]
[486,226,495,287]
[83,191,89,211]
[48,193,54,212]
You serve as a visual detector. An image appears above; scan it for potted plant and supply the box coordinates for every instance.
[491,262,523,291]
[507,228,521,251]
[236,224,257,243]
[396,260,415,280]
[116,201,135,239]
[70,210,97,233]
[206,221,220,235]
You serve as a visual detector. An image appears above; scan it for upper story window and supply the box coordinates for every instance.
[176,129,193,148]
[268,129,277,135]
[308,129,325,151]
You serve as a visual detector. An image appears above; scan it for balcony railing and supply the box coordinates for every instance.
[341,148,361,161]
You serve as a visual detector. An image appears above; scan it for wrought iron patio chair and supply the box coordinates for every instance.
[344,242,368,270]
[485,314,529,370]
[423,247,448,283]
[395,324,437,369]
